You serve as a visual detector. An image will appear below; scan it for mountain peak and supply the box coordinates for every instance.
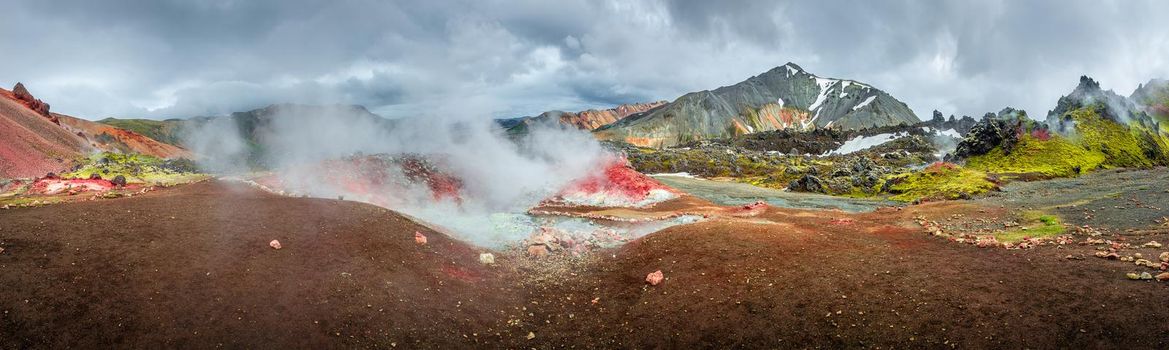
[1075,75,1101,93]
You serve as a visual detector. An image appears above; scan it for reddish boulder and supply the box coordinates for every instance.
[12,82,53,121]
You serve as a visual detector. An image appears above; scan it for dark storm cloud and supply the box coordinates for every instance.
[1,0,1167,120]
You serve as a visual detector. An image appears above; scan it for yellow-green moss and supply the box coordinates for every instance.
[885,163,997,202]
[965,135,1105,178]
[995,211,1066,242]
[1069,108,1154,168]
[61,153,205,185]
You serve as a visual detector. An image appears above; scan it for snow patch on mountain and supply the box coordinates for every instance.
[852,96,877,111]
[826,132,908,155]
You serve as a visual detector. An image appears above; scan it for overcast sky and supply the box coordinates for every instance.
[2,0,1168,121]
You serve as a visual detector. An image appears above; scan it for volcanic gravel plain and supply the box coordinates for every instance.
[2,169,1169,349]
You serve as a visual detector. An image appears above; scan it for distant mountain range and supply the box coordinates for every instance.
[592,63,920,147]
[497,101,666,135]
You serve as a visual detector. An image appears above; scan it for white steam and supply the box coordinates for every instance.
[182,104,613,245]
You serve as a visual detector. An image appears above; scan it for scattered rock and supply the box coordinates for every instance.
[1160,252,1169,263]
[1144,241,1163,248]
[269,240,282,250]
[788,174,825,193]
[1127,272,1141,280]
[1094,251,1120,260]
[111,175,127,187]
[646,270,664,286]
[479,253,495,265]
[1135,259,1157,268]
[1134,253,1144,259]
[526,332,536,340]
[1141,272,1154,280]
[1158,272,1169,281]
[414,231,427,245]
[527,244,549,258]
[0,247,5,254]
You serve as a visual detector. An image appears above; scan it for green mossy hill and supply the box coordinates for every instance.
[965,135,1104,179]
[1066,107,1160,167]
[62,152,204,185]
[966,105,1169,178]
[97,118,185,145]
[883,162,998,202]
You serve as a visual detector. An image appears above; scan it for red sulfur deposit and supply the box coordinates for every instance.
[545,158,678,208]
[27,174,119,195]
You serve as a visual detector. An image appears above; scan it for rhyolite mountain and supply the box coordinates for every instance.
[497,101,667,135]
[593,63,919,148]
[0,82,187,179]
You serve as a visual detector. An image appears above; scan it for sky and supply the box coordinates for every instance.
[2,0,1168,121]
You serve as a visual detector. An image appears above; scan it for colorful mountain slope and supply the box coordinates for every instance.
[594,63,919,148]
[500,101,667,135]
[0,86,85,178]
[58,115,190,159]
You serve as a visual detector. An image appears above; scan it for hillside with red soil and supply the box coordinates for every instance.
[559,101,667,130]
[57,115,190,159]
[0,87,84,179]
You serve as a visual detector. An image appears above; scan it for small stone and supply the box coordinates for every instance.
[527,245,548,258]
[269,240,282,250]
[1127,272,1141,280]
[1160,252,1169,263]
[1157,272,1169,282]
[414,231,427,245]
[479,253,495,265]
[1134,253,1143,259]
[646,270,664,286]
[1144,241,1163,248]
[1140,272,1154,280]
[526,332,535,340]
[0,247,5,254]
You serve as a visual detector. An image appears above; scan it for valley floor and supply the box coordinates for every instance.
[2,170,1168,348]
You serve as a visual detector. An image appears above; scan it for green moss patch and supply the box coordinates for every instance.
[965,135,1105,178]
[884,162,998,202]
[996,211,1066,243]
[61,152,205,185]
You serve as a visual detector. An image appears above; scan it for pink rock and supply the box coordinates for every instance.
[269,240,282,250]
[414,231,427,245]
[646,270,664,286]
[527,245,549,257]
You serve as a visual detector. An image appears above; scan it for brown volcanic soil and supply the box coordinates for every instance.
[3,179,1169,348]
[0,181,517,348]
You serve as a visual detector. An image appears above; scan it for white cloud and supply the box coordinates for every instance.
[0,0,1166,121]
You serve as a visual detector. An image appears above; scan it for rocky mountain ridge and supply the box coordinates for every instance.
[593,63,920,148]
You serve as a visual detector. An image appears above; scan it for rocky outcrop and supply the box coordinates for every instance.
[923,110,979,135]
[0,86,85,178]
[594,63,919,148]
[1131,78,1169,124]
[1046,76,1149,132]
[12,82,54,123]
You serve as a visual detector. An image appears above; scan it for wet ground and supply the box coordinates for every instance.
[980,167,1169,232]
